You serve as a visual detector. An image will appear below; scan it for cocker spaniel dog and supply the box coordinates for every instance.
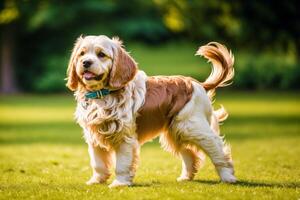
[66,35,236,188]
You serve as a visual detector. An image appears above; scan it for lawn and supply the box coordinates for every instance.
[0,92,299,199]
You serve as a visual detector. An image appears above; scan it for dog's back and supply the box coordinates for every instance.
[136,76,194,144]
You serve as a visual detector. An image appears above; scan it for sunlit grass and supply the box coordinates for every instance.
[0,95,75,124]
[0,92,299,199]
[216,91,300,117]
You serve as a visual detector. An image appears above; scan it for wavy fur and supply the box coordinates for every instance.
[67,36,236,187]
[196,42,235,99]
[75,71,147,150]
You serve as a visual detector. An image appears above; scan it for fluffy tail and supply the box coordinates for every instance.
[196,42,234,99]
[210,105,228,135]
[214,105,228,123]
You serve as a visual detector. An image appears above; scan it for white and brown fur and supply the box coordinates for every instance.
[66,35,236,187]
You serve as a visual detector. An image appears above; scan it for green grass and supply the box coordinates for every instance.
[0,92,300,199]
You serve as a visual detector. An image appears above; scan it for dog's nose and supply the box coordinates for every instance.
[83,60,92,68]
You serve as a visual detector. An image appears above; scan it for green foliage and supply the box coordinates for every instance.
[28,43,300,92]
[0,93,299,199]
[0,0,299,92]
[235,52,300,90]
[34,55,68,92]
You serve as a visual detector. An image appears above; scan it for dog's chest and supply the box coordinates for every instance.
[75,96,135,147]
[75,98,104,126]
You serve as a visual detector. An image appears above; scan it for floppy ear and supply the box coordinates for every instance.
[109,38,138,89]
[66,36,83,91]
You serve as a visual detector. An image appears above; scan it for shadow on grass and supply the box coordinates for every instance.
[194,179,300,189]
[100,180,300,189]
[130,181,162,188]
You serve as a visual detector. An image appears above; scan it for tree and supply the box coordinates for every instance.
[0,1,19,93]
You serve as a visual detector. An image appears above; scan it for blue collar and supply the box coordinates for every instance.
[85,89,111,99]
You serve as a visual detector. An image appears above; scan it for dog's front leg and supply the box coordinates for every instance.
[109,137,140,188]
[86,143,113,185]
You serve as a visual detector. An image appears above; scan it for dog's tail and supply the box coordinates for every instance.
[196,42,234,99]
[214,105,228,123]
[210,105,228,135]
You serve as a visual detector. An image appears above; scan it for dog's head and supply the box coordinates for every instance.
[66,35,137,91]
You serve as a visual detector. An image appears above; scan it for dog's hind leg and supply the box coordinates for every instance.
[191,118,236,183]
[171,110,236,183]
[159,131,205,182]
[177,147,205,181]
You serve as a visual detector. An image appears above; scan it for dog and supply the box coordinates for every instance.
[66,35,236,188]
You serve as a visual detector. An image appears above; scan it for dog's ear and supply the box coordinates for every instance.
[66,36,83,91]
[108,37,137,89]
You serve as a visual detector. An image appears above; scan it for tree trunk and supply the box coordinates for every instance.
[0,25,18,94]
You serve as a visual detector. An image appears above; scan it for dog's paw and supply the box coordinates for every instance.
[219,168,237,183]
[86,176,106,185]
[177,176,193,182]
[109,179,132,188]
[221,174,237,183]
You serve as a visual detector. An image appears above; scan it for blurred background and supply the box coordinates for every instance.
[0,1,300,198]
[0,0,299,93]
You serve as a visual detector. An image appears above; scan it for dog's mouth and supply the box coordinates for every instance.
[83,71,104,81]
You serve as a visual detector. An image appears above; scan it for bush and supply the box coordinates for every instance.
[234,51,299,90]
[34,55,68,93]
[28,43,300,92]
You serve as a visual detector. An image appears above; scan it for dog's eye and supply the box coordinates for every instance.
[97,52,106,58]
[80,51,85,56]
